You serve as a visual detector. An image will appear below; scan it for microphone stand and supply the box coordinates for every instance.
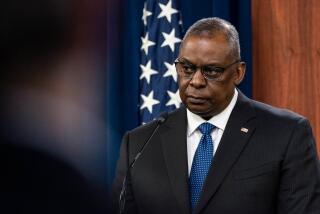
[119,114,167,214]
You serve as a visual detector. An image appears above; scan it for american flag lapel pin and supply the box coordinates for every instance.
[241,127,249,133]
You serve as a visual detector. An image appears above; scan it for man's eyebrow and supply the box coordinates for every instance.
[204,64,221,67]
[179,58,221,67]
[178,58,189,62]
[179,58,194,65]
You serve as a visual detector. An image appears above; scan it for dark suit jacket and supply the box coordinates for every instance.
[112,92,320,214]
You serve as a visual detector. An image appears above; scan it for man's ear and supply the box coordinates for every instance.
[234,62,246,85]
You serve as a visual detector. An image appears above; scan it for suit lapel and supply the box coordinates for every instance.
[160,107,191,214]
[194,92,257,214]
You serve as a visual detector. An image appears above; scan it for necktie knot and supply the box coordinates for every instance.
[198,122,215,135]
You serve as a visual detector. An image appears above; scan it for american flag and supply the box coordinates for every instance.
[139,0,183,124]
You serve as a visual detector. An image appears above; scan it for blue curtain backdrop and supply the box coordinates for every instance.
[106,0,252,187]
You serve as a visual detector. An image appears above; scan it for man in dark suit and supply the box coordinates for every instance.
[112,17,320,214]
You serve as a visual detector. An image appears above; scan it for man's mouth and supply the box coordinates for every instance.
[187,96,207,104]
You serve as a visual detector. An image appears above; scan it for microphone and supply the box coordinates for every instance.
[119,113,168,214]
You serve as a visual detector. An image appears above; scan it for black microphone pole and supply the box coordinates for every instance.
[119,113,168,214]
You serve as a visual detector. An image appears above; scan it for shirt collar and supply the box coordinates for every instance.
[187,89,238,136]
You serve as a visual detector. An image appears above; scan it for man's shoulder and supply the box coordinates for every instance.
[249,98,307,124]
[236,96,312,137]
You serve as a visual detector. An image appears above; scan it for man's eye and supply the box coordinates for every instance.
[203,66,223,74]
[182,65,195,73]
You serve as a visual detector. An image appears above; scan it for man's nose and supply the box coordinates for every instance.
[189,69,206,88]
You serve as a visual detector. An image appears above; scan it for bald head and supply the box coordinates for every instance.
[181,17,241,60]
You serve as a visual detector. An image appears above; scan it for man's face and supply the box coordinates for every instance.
[177,35,245,119]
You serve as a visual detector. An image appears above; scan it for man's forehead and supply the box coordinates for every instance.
[180,35,230,53]
[178,35,233,64]
[180,34,229,52]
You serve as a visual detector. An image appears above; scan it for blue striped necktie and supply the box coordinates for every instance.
[189,122,215,210]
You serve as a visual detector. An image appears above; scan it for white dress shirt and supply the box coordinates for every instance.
[186,89,238,175]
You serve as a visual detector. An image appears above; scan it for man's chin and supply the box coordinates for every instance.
[187,106,215,120]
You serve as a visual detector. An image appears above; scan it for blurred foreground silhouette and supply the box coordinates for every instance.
[1,0,108,213]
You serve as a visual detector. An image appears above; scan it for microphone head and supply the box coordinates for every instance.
[157,112,168,124]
